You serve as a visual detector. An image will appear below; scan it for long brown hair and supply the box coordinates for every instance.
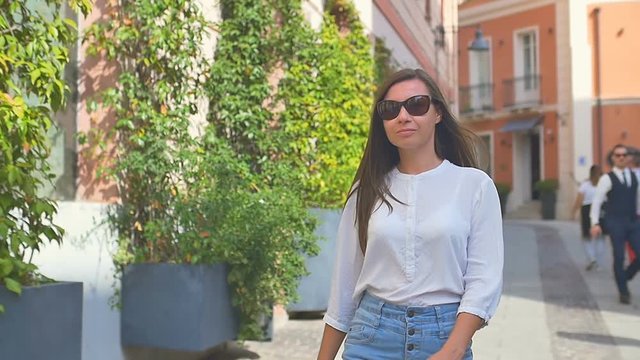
[589,164,602,185]
[348,68,479,253]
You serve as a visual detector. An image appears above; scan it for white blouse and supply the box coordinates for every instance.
[323,160,504,333]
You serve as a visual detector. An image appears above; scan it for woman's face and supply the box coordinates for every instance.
[381,78,441,155]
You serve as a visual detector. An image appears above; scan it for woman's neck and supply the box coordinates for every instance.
[396,151,443,175]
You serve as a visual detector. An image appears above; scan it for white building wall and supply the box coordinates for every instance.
[372,5,422,68]
[555,0,575,219]
[570,0,596,184]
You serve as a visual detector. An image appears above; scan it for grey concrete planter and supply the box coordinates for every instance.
[0,281,83,360]
[540,191,556,220]
[288,208,341,312]
[121,263,238,352]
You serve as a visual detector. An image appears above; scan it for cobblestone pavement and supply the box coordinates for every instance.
[222,220,640,360]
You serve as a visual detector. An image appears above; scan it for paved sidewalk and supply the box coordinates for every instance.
[233,220,640,360]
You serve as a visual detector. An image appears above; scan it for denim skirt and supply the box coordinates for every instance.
[342,292,473,360]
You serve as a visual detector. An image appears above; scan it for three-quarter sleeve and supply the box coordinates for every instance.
[322,195,365,333]
[458,177,504,325]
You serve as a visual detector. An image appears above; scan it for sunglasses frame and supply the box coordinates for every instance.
[376,95,434,121]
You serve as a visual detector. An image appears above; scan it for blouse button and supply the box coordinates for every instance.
[407,310,415,317]
[408,329,415,335]
[407,344,414,351]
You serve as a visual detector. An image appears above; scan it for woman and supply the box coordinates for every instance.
[572,164,606,271]
[317,69,503,360]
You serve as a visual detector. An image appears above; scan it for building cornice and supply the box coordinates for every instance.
[460,103,559,122]
[459,0,556,26]
[598,97,640,106]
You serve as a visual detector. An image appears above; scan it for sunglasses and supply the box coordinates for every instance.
[376,95,433,121]
[613,153,628,158]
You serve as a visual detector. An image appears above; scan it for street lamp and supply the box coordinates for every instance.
[434,25,489,52]
[468,27,490,52]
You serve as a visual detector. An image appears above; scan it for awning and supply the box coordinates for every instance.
[500,116,542,132]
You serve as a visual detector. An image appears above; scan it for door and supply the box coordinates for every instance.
[530,132,541,199]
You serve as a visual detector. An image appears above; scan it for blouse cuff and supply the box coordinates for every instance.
[323,313,350,333]
[456,306,491,328]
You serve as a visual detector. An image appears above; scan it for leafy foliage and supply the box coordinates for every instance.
[84,0,209,267]
[534,179,559,193]
[0,0,90,313]
[206,0,320,339]
[85,0,319,340]
[277,0,375,208]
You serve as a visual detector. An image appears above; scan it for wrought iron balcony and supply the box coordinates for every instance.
[503,75,541,108]
[459,83,494,115]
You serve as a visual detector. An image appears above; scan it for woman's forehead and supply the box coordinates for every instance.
[385,79,430,101]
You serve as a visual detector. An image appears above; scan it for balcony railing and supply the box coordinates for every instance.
[459,83,494,115]
[503,75,541,108]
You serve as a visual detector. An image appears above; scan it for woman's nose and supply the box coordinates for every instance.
[396,106,411,122]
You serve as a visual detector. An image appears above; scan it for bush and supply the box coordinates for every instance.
[0,0,90,313]
[534,179,559,193]
[494,182,512,197]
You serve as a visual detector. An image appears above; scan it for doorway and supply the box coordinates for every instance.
[530,132,541,199]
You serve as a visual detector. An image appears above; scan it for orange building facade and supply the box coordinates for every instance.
[457,0,640,218]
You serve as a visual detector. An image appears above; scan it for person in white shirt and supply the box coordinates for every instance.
[317,69,503,360]
[571,165,606,271]
[590,144,640,304]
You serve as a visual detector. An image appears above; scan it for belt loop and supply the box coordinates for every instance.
[434,305,445,338]
[373,295,384,327]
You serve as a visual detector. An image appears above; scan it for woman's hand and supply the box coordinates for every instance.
[428,346,465,360]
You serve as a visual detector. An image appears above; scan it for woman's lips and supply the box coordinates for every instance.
[396,128,417,136]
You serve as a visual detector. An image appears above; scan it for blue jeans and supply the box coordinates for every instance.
[342,292,473,360]
[604,217,640,296]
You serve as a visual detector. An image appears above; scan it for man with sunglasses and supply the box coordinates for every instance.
[590,144,640,304]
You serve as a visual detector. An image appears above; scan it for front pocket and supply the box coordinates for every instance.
[346,323,376,344]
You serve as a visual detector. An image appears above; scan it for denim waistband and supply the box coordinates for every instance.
[358,292,460,324]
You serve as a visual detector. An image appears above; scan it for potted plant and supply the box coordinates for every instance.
[494,182,511,217]
[85,0,318,350]
[535,179,559,220]
[276,0,375,313]
[0,1,90,359]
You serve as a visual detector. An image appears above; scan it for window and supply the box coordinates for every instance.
[425,0,431,22]
[520,32,537,89]
[514,29,539,105]
[468,39,492,112]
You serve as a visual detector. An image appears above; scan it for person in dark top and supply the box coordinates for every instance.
[590,144,640,304]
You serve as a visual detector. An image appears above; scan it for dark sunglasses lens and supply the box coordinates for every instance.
[377,101,401,120]
[405,96,431,116]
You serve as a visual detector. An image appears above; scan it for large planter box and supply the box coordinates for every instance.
[540,191,556,220]
[121,263,238,352]
[288,208,341,312]
[0,281,83,360]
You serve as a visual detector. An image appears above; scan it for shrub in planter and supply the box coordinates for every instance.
[0,1,90,358]
[275,0,375,312]
[84,0,318,343]
[535,179,559,220]
[494,182,511,217]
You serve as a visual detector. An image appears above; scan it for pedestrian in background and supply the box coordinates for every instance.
[317,69,503,360]
[572,164,606,271]
[590,144,640,304]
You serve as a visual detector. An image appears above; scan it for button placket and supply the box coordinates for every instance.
[405,309,417,353]
[405,178,417,280]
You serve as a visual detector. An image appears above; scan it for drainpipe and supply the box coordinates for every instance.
[593,7,603,166]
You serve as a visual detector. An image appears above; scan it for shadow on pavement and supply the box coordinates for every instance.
[123,341,259,360]
[557,331,640,348]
